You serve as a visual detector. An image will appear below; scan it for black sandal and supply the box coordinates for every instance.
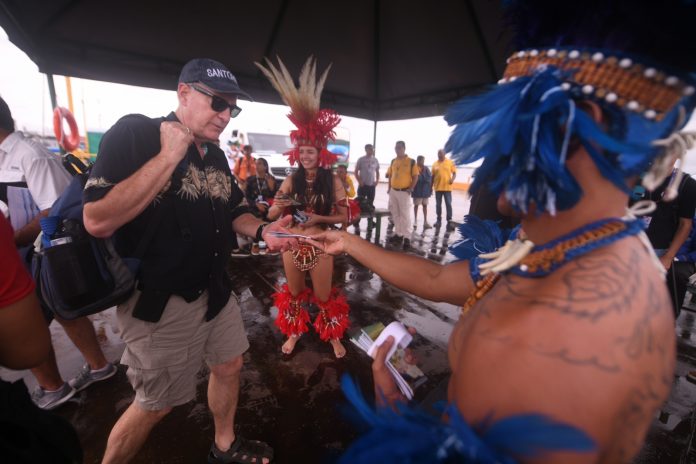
[208,436,274,464]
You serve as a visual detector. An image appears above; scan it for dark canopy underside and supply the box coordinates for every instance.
[0,0,511,120]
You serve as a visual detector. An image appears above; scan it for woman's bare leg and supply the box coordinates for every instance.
[280,251,307,354]
[309,256,346,358]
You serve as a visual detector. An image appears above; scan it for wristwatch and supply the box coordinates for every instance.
[255,223,270,242]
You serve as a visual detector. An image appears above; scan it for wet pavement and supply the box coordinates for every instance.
[2,183,696,462]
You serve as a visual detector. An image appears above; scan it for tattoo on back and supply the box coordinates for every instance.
[464,246,674,460]
[504,250,642,322]
[474,248,672,373]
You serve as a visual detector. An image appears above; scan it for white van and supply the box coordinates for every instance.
[245,132,295,179]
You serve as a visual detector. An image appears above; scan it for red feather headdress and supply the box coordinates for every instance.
[255,56,341,168]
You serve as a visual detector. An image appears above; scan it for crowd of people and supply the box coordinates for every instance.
[3,0,696,462]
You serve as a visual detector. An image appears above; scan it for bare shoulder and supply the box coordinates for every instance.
[332,173,347,193]
[450,236,675,462]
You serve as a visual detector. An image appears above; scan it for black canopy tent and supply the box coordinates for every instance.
[0,0,510,122]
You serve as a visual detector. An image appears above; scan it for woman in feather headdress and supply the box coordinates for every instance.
[259,57,351,358]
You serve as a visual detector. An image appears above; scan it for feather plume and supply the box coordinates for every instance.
[338,375,594,463]
[255,56,340,167]
[272,284,312,336]
[313,287,350,341]
[449,215,509,261]
[255,56,330,126]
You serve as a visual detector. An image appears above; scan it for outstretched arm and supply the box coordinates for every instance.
[14,209,49,247]
[306,230,473,305]
[267,177,293,221]
[661,217,692,269]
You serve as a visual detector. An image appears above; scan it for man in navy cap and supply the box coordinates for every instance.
[83,59,289,464]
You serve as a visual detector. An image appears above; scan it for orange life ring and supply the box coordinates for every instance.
[53,107,80,152]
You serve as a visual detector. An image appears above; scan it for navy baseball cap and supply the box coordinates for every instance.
[179,58,252,101]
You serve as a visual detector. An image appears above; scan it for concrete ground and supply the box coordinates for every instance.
[2,184,695,463]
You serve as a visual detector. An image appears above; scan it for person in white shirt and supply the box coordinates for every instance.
[354,143,380,210]
[0,99,70,247]
[0,96,117,411]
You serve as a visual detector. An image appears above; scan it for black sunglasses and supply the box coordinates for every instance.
[189,84,242,118]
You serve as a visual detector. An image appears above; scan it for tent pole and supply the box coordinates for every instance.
[46,73,58,109]
[46,73,65,155]
[372,120,377,151]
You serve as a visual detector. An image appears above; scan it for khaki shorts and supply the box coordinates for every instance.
[116,290,249,410]
[413,197,429,206]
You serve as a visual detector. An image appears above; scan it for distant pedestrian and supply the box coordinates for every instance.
[232,144,256,190]
[412,155,432,229]
[386,140,418,247]
[431,149,457,227]
[224,139,241,171]
[354,144,379,211]
[337,164,356,198]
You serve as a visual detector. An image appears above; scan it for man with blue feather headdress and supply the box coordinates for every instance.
[307,0,696,462]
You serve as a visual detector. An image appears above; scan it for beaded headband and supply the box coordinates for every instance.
[445,44,696,214]
[502,48,696,122]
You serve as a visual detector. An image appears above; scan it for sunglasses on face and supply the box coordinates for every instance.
[189,84,242,118]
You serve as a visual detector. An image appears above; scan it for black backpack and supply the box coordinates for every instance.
[32,155,160,320]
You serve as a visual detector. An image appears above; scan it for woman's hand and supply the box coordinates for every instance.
[273,192,292,209]
[255,202,269,214]
[298,212,322,228]
[303,230,349,255]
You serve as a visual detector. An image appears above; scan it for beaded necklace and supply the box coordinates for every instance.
[462,217,645,314]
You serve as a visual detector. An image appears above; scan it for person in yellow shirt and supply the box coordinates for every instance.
[386,140,419,247]
[336,164,356,198]
[431,149,457,227]
[336,163,361,229]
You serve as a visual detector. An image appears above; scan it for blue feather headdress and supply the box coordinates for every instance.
[338,375,595,463]
[449,215,511,261]
[445,0,696,215]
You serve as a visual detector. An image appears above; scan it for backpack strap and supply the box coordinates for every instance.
[62,153,91,176]
[390,158,415,168]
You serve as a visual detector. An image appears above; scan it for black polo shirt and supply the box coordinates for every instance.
[83,112,249,321]
[645,174,696,249]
